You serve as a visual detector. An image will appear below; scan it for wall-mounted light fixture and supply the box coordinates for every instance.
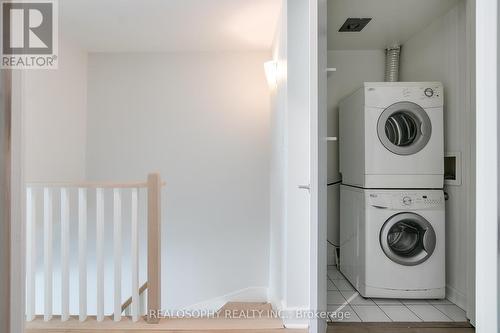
[264,60,278,89]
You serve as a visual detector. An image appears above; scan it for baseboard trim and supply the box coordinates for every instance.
[182,286,269,311]
[267,296,284,315]
[446,285,467,310]
[277,302,310,329]
[327,242,336,266]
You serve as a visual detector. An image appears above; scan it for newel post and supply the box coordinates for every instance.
[147,173,161,323]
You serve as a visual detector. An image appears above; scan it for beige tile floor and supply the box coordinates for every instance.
[327,266,468,323]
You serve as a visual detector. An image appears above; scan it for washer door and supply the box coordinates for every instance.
[377,102,432,155]
[379,212,436,266]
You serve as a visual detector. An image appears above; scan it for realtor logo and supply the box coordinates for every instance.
[1,0,58,68]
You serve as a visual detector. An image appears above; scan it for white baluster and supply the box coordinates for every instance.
[131,188,139,322]
[96,188,104,322]
[43,188,53,321]
[61,188,70,321]
[26,188,36,321]
[78,188,87,321]
[113,189,122,322]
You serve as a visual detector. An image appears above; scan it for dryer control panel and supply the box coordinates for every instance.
[364,82,444,109]
[368,191,445,210]
[417,85,442,101]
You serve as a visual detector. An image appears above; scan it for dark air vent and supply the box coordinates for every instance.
[339,18,372,32]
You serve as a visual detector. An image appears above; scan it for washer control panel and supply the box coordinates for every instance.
[402,196,412,205]
[368,191,444,210]
[395,191,444,209]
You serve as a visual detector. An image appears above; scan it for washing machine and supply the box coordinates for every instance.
[339,82,444,189]
[339,185,445,299]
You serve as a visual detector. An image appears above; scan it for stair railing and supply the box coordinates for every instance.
[25,173,163,323]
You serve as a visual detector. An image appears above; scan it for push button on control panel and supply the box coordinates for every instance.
[423,198,443,205]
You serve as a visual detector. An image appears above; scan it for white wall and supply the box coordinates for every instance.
[400,0,473,309]
[86,51,272,310]
[326,50,385,261]
[24,38,88,182]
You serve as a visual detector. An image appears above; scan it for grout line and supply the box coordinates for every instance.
[326,266,450,323]
[329,293,349,313]
[404,303,425,322]
[348,304,363,322]
[376,303,394,322]
[429,303,455,322]
[326,281,454,323]
[327,279,339,291]
[332,300,349,312]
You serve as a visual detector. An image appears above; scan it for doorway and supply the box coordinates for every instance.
[317,0,479,330]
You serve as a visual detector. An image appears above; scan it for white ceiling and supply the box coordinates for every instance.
[328,0,459,50]
[60,0,281,52]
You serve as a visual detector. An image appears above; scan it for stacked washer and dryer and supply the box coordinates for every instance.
[338,82,445,299]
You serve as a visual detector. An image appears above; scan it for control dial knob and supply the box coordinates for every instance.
[424,88,434,97]
[402,196,412,205]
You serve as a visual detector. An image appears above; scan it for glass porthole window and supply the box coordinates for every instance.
[380,213,436,266]
[377,102,432,155]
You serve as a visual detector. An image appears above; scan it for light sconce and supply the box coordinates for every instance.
[264,60,278,89]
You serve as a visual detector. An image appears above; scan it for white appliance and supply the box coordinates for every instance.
[340,185,445,299]
[339,82,444,188]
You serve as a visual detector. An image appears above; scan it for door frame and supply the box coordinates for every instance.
[464,0,476,325]
[475,0,499,332]
[10,71,26,333]
[1,69,12,333]
[3,69,26,333]
[309,0,328,332]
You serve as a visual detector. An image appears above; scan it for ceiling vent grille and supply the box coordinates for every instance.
[339,18,372,32]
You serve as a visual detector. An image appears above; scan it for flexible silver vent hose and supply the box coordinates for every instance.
[385,45,401,82]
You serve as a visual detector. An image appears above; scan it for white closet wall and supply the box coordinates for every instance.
[326,50,385,256]
[327,50,385,183]
[400,0,471,309]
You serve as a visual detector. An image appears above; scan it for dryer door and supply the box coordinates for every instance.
[377,102,432,155]
[380,212,436,266]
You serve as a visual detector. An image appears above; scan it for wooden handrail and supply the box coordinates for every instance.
[25,181,166,188]
[117,281,148,315]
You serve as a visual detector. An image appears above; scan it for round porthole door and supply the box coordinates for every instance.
[377,102,432,155]
[379,212,436,266]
